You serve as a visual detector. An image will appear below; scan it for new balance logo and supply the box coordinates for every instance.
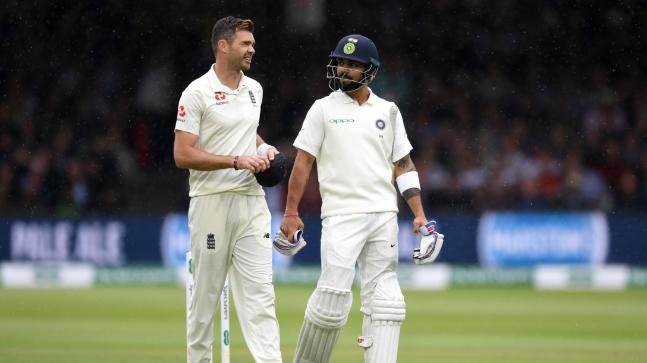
[207,233,215,249]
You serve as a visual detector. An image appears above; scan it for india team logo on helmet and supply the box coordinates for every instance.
[327,34,380,93]
[343,37,359,55]
[343,42,356,55]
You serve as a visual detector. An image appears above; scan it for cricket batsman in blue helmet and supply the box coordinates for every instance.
[275,33,446,363]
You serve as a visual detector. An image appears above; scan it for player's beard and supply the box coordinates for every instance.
[230,53,252,72]
[240,54,253,71]
[340,76,353,87]
[339,74,363,92]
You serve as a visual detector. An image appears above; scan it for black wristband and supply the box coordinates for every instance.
[233,156,239,170]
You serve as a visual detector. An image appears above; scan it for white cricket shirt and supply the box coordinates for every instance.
[294,90,413,218]
[175,64,264,197]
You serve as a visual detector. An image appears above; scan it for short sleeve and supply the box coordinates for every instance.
[174,89,203,135]
[293,100,325,159]
[257,85,263,105]
[391,104,413,163]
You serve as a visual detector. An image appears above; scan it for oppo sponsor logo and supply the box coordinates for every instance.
[328,118,354,124]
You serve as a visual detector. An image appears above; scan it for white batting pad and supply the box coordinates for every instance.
[293,286,353,363]
[359,273,405,363]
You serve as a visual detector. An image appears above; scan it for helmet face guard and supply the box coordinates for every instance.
[326,58,378,92]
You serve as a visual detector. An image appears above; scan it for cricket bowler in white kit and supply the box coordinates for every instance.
[174,16,283,363]
[279,34,445,363]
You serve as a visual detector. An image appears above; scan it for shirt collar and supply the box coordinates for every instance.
[208,64,248,94]
[365,88,377,105]
[339,87,376,105]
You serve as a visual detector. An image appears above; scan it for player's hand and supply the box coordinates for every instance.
[281,216,305,243]
[237,155,270,173]
[266,147,279,161]
[273,230,307,256]
[412,216,427,235]
[257,143,278,161]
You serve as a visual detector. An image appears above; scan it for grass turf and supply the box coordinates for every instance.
[1,286,646,362]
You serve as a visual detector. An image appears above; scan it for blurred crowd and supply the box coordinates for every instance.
[1,1,646,216]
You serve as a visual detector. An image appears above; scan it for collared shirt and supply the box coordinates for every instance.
[294,89,413,218]
[175,64,264,197]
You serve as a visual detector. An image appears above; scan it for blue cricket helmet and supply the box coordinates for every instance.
[329,34,380,68]
[327,34,380,92]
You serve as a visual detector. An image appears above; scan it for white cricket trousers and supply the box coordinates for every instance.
[187,192,282,363]
[318,212,400,315]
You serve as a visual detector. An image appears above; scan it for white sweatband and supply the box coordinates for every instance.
[396,171,420,195]
[257,143,274,156]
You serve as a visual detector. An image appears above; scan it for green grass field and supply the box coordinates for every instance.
[1,286,647,363]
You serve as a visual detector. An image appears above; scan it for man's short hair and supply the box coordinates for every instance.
[211,16,254,56]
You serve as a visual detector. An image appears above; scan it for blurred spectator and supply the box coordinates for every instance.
[615,170,643,211]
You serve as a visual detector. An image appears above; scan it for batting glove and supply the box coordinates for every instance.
[413,220,445,264]
[273,230,307,256]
